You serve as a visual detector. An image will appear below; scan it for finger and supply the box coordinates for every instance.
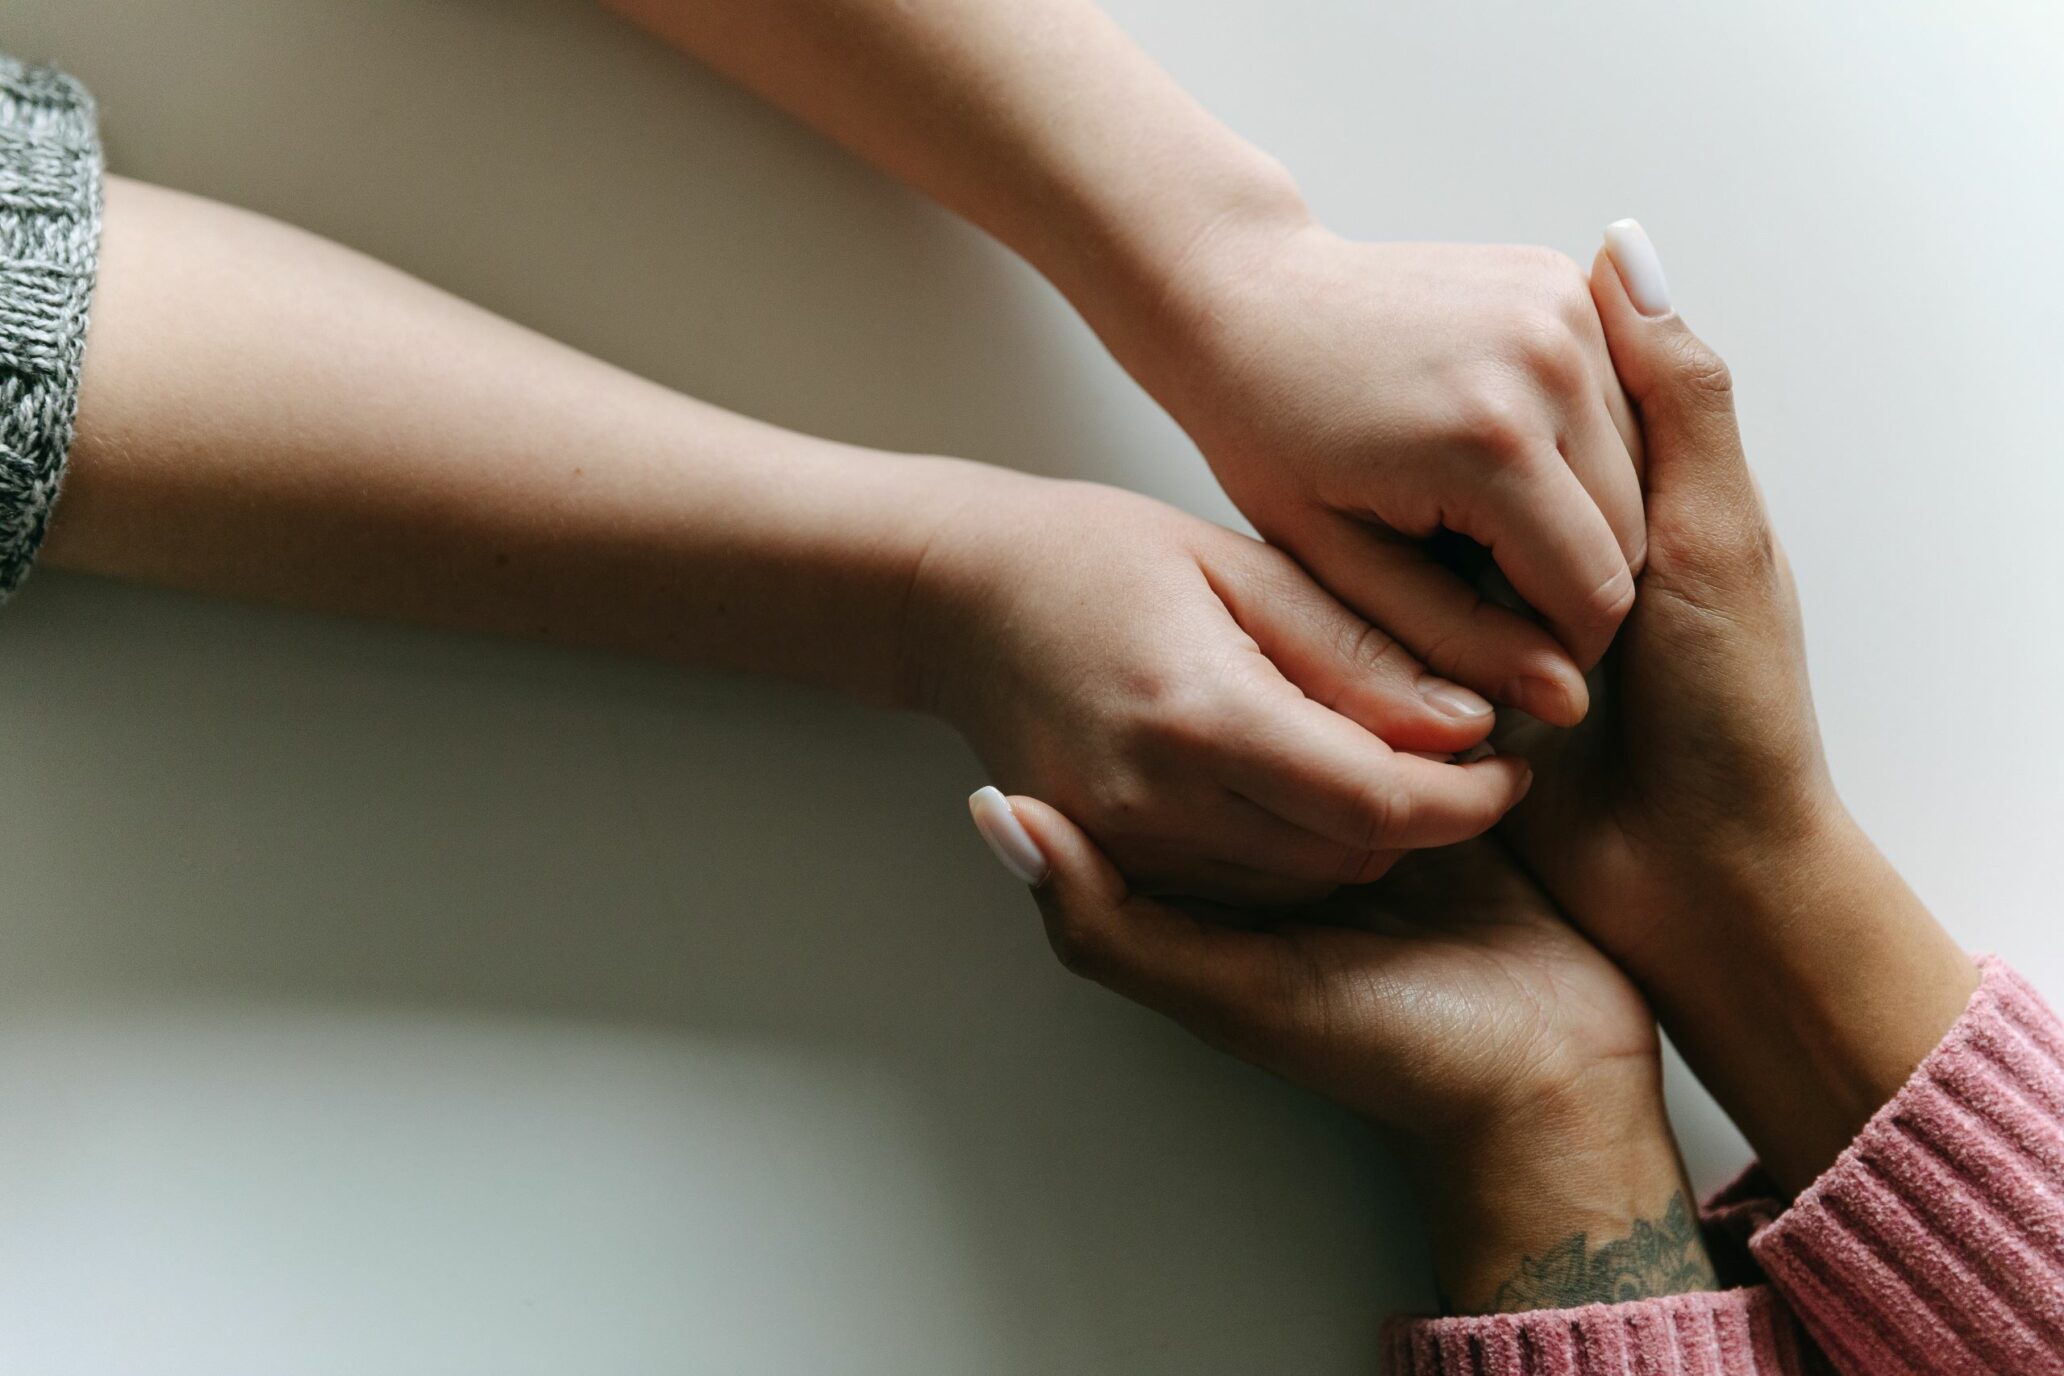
[1449,449,1636,671]
[1592,224,1751,498]
[1598,355,1647,488]
[1207,539,1495,754]
[1292,514,1589,726]
[1132,862,1342,910]
[1591,223,1770,585]
[1361,835,1553,922]
[1122,791,1399,892]
[1209,692,1533,852]
[1000,794,1297,1049]
[1560,391,1649,577]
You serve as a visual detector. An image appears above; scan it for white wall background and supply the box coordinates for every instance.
[2,2,2059,1371]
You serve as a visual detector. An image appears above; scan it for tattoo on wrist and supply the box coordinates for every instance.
[1486,1192,1719,1313]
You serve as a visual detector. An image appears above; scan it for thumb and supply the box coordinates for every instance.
[1590,220,1768,578]
[968,787,1287,1053]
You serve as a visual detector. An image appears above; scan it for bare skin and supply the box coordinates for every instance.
[1496,236,1978,1192]
[46,177,1526,905]
[602,0,1647,722]
[978,226,1982,1310]
[996,815,1715,1315]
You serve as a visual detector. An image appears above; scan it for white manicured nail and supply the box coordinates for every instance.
[968,786,1049,885]
[1605,218,1673,316]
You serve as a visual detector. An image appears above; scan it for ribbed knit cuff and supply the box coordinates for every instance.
[1383,1285,1827,1375]
[0,56,102,600]
[1749,955,2064,1376]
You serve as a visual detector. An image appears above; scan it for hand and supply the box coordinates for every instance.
[1493,220,1831,975]
[1497,221,1977,1190]
[973,796,1712,1313]
[906,473,1529,904]
[1121,217,1647,726]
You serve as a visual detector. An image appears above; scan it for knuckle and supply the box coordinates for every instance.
[1624,521,1652,578]
[1043,910,1108,979]
[1347,777,1408,852]
[1511,243,1585,282]
[1506,310,1590,395]
[1712,511,1781,587]
[1336,619,1410,683]
[1083,767,1152,824]
[1452,389,1537,465]
[1667,336,1735,401]
[1409,621,1475,680]
[1516,246,1595,314]
[1136,685,1225,758]
[1582,561,1639,631]
[1551,255,1599,316]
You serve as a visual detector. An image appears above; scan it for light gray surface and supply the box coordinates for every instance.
[2,2,2061,1371]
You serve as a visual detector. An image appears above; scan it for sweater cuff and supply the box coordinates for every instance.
[0,56,102,600]
[1383,1286,1826,1375]
[1748,955,2064,1376]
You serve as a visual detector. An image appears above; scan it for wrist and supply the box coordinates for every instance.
[1638,806,1978,1193]
[887,463,1058,722]
[1403,1062,1715,1315]
[1038,134,1312,393]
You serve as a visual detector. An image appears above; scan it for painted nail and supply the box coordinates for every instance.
[1605,218,1673,316]
[968,785,1049,885]
[1417,675,1493,720]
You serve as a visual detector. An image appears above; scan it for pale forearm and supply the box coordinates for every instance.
[600,0,1306,369]
[50,177,997,706]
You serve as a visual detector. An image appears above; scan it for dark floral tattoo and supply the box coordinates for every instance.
[1488,1192,1719,1313]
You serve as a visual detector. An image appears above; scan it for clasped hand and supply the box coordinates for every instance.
[967,222,1978,1313]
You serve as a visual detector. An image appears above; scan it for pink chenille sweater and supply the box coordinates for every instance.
[1385,957,2064,1375]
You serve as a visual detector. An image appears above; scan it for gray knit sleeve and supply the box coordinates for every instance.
[0,57,102,601]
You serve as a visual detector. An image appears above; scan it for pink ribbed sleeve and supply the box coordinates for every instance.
[1386,958,2064,1376]
[1749,955,2064,1375]
[1383,1287,1827,1374]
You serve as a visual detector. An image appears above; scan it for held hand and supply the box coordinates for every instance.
[1011,813,1654,1138]
[1126,220,1647,726]
[1498,222,1977,1189]
[910,475,1528,903]
[1496,223,1833,970]
[973,796,1710,1313]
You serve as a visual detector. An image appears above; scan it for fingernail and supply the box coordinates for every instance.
[1605,218,1672,316]
[1457,740,1497,764]
[968,785,1049,885]
[1417,674,1493,720]
[1514,767,1535,804]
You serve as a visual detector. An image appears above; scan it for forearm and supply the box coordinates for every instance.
[1637,808,1978,1195]
[1404,1066,1716,1315]
[599,0,1306,372]
[49,177,1000,707]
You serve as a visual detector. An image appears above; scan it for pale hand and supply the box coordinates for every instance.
[1129,219,1648,726]
[909,473,1529,904]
